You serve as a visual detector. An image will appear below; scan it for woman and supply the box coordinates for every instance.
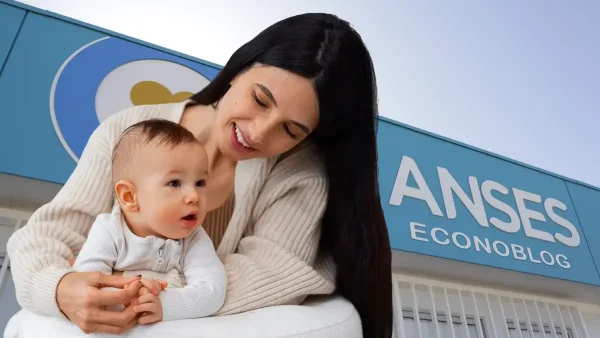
[7,12,393,337]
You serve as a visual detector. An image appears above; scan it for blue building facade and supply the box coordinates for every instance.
[2,1,600,335]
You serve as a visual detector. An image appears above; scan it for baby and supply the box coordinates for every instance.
[73,118,226,323]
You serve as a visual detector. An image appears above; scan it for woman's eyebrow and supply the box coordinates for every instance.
[256,83,311,134]
[256,84,277,107]
[291,121,310,134]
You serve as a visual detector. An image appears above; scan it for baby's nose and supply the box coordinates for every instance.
[185,190,199,204]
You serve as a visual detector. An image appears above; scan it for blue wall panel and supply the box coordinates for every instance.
[0,13,106,183]
[566,181,600,281]
[0,2,25,72]
[377,119,600,285]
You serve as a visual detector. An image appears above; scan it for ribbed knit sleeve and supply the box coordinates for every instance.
[6,104,174,318]
[6,122,112,318]
[215,152,336,315]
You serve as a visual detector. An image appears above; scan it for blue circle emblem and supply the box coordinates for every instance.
[50,37,219,162]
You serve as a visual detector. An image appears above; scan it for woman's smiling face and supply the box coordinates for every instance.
[214,64,320,161]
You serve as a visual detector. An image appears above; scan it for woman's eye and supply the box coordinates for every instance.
[168,180,181,187]
[196,180,206,188]
[253,92,268,108]
[284,124,297,139]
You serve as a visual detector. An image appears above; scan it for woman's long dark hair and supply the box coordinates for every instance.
[190,13,392,337]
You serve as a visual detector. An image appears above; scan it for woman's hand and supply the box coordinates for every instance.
[56,271,143,334]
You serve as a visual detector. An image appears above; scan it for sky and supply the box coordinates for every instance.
[16,0,600,187]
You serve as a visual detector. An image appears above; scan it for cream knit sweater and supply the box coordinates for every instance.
[6,101,336,319]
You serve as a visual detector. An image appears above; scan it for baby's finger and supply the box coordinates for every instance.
[139,279,160,296]
[150,278,168,292]
[137,293,157,304]
[138,287,152,298]
[133,302,157,314]
[138,312,160,325]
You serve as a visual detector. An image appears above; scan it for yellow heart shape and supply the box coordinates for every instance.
[130,81,193,106]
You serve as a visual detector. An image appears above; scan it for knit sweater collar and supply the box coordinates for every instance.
[164,100,319,259]
[162,99,277,257]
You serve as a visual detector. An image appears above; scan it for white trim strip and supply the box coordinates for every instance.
[510,297,524,338]
[392,280,406,338]
[457,289,470,338]
[567,305,581,338]
[577,306,590,338]
[428,285,441,337]
[521,298,534,337]
[443,287,457,338]
[410,283,422,338]
[485,293,499,338]
[534,301,548,338]
[544,302,557,336]
[471,291,484,338]
[498,295,510,337]
[556,303,568,337]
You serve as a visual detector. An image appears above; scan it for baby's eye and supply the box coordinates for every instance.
[168,180,181,187]
[196,180,206,188]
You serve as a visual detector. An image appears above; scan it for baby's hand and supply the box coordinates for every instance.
[139,277,168,296]
[124,277,167,307]
[133,287,163,324]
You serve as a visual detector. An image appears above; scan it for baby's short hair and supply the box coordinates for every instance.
[111,119,199,184]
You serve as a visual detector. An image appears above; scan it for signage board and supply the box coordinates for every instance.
[377,118,600,285]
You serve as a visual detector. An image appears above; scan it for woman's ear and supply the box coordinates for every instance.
[114,180,138,212]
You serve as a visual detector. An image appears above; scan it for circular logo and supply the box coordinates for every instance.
[50,37,216,162]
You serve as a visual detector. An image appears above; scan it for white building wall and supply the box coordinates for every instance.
[0,268,20,332]
[0,208,29,334]
[392,273,600,338]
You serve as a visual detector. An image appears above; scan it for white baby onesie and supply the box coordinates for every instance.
[73,204,226,321]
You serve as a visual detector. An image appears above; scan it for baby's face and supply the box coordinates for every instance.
[134,141,209,240]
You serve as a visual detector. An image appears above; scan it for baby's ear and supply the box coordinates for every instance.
[114,180,138,212]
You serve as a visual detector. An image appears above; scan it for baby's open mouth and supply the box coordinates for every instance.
[182,214,196,221]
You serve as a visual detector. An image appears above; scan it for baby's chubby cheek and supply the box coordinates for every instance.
[148,207,179,230]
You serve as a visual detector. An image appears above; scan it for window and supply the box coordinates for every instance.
[507,319,575,338]
[400,307,487,338]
